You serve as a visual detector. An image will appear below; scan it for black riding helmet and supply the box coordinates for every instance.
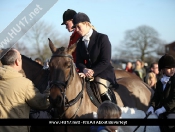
[61,9,77,25]
[158,54,175,71]
[71,12,91,29]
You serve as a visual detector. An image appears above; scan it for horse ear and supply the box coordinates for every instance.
[48,38,57,53]
[67,43,77,54]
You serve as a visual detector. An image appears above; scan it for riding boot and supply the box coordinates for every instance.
[100,91,112,102]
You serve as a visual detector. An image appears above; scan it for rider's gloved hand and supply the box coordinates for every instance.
[78,73,86,78]
[155,106,166,116]
[146,106,154,114]
[83,68,94,77]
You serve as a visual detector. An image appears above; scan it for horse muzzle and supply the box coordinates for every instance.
[49,80,67,107]
[49,95,63,108]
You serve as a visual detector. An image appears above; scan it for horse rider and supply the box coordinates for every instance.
[72,12,119,102]
[0,48,50,132]
[147,54,175,132]
[61,9,81,63]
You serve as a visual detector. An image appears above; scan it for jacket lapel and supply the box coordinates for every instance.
[163,80,171,97]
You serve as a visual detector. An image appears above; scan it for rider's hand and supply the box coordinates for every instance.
[83,68,94,77]
[146,106,154,114]
[78,73,86,78]
[155,106,166,116]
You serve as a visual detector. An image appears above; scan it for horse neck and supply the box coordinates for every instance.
[66,67,84,100]
[64,66,97,118]
[33,69,49,93]
[22,55,43,81]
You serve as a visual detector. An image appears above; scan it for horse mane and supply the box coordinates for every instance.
[59,47,65,51]
[21,54,43,68]
[21,54,50,93]
[54,47,66,55]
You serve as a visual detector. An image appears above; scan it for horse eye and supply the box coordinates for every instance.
[65,61,72,69]
[67,64,71,68]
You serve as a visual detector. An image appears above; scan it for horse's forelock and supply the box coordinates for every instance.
[60,47,65,51]
[53,47,66,55]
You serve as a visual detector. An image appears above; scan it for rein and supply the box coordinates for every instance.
[50,54,85,119]
[133,111,152,132]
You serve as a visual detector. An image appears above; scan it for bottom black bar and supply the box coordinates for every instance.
[0,119,174,126]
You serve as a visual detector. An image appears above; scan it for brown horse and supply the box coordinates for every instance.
[48,39,153,132]
[21,55,50,93]
[114,69,140,79]
[0,48,153,132]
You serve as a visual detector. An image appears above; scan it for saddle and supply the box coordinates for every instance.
[85,78,117,108]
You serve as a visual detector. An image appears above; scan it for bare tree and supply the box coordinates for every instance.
[119,25,163,61]
[156,40,166,56]
[12,42,30,56]
[22,21,69,61]
[0,42,29,67]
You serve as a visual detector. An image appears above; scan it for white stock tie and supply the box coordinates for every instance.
[82,28,93,48]
[161,75,170,91]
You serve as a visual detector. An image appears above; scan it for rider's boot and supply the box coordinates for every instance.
[100,91,112,102]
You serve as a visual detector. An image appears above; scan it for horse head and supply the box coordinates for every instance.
[48,38,77,109]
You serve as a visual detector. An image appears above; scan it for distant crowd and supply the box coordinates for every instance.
[124,60,160,91]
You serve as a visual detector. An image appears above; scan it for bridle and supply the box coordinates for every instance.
[49,54,85,119]
[50,54,73,89]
